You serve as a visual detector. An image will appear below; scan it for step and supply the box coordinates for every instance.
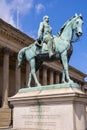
[0,108,11,128]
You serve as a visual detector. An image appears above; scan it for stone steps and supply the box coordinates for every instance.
[0,127,12,130]
[0,108,11,128]
[0,127,11,129]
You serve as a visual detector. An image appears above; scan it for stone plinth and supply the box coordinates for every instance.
[8,84,87,130]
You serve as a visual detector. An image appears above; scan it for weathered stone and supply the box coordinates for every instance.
[9,86,87,130]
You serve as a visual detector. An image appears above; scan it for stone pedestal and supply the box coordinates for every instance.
[8,84,87,130]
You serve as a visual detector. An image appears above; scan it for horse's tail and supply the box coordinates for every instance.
[18,47,28,68]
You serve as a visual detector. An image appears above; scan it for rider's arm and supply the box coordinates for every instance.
[38,22,44,40]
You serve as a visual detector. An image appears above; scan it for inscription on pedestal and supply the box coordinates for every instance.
[14,105,62,130]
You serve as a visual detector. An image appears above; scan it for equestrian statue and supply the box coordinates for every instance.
[18,14,83,87]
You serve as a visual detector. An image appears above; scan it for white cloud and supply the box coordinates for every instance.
[0,0,33,28]
[0,0,45,34]
[35,3,45,14]
[0,0,15,26]
[11,0,33,15]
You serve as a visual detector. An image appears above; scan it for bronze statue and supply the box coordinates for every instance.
[18,14,83,87]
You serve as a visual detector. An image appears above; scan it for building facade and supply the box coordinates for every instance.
[0,19,87,129]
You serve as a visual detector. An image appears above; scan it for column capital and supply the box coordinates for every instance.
[2,47,11,54]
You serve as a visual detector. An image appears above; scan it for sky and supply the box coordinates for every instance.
[0,0,87,77]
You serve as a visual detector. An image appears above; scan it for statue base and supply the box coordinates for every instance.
[8,84,87,130]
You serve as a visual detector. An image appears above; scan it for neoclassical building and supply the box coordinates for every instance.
[0,19,87,129]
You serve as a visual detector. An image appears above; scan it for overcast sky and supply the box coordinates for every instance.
[0,0,87,76]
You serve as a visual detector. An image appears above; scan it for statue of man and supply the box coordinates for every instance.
[38,15,54,57]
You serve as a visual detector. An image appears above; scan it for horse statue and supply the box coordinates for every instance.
[18,14,83,87]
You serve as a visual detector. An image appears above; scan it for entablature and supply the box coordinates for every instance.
[0,19,35,52]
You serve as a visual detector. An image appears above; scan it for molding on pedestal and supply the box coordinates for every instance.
[8,85,87,106]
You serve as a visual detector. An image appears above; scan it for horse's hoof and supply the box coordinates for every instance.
[68,79,74,84]
[62,81,67,83]
[27,85,31,88]
[37,83,41,87]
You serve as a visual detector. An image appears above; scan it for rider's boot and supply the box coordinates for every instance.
[49,50,54,57]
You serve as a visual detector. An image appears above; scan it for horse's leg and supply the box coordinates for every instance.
[30,58,41,86]
[27,72,32,87]
[61,51,73,83]
[18,52,23,68]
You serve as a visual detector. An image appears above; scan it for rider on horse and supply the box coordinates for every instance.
[37,15,54,57]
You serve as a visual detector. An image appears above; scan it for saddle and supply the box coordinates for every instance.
[35,38,56,56]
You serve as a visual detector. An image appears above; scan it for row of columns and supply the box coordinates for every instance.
[1,48,34,108]
[1,48,22,108]
[40,66,61,86]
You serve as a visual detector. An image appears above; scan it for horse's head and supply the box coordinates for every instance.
[72,14,83,37]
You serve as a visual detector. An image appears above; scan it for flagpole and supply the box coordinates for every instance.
[17,7,19,28]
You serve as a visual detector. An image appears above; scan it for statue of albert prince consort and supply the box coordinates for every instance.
[18,14,83,88]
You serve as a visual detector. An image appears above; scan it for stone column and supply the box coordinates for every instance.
[82,83,87,93]
[15,58,21,93]
[26,62,30,87]
[2,48,9,108]
[49,70,54,85]
[42,66,47,86]
[55,72,60,84]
